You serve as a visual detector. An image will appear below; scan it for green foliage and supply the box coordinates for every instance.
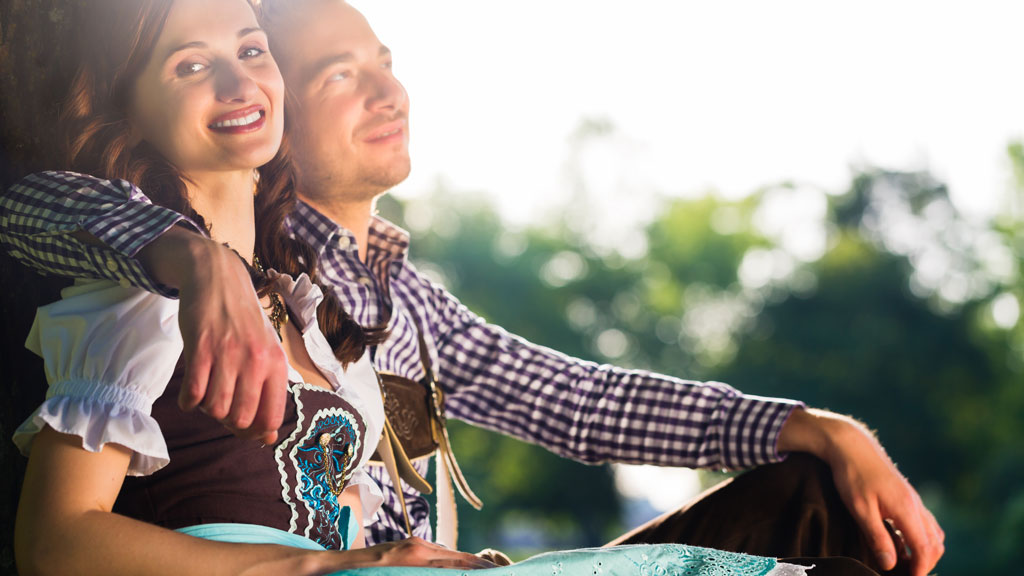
[381,152,1023,573]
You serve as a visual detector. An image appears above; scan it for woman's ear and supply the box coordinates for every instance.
[122,98,145,146]
[125,117,144,146]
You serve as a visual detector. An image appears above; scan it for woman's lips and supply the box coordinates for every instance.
[209,106,266,134]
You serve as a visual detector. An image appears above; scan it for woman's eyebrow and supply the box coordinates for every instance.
[163,27,267,60]
[238,26,265,39]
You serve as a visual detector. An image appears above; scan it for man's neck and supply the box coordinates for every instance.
[299,195,376,262]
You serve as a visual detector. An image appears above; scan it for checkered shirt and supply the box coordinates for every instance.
[1,171,802,545]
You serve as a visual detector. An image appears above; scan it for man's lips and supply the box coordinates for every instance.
[208,105,266,133]
[364,119,406,143]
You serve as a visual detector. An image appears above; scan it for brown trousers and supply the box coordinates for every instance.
[607,454,909,576]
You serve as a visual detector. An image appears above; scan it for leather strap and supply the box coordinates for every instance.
[419,332,482,512]
[435,451,458,548]
[372,370,432,493]
[369,330,483,545]
[376,416,413,535]
[428,382,483,510]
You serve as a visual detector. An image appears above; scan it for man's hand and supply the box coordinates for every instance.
[138,227,289,443]
[335,538,498,570]
[778,408,944,576]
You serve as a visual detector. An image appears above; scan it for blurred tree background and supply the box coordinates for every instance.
[1,3,1020,575]
[377,122,1024,574]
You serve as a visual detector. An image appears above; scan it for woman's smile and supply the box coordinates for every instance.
[209,105,266,133]
[128,0,284,175]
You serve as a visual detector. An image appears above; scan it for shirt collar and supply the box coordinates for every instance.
[289,199,411,263]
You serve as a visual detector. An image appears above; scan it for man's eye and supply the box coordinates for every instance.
[176,62,207,76]
[240,47,266,59]
[327,71,350,82]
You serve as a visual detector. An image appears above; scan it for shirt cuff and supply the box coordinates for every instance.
[80,201,204,298]
[719,393,805,469]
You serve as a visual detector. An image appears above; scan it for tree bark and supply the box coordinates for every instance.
[0,3,83,574]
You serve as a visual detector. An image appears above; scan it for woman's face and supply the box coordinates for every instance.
[129,0,285,176]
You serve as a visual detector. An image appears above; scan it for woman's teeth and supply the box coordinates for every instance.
[211,110,261,128]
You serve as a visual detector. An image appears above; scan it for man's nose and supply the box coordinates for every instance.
[366,70,407,112]
[216,62,259,103]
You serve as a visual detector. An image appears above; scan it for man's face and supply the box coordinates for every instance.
[270,1,410,202]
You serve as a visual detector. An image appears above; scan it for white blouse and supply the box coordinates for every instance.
[13,271,385,526]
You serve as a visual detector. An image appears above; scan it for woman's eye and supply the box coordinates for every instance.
[240,47,266,59]
[175,61,207,76]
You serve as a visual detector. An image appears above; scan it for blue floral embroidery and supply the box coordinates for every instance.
[295,410,361,549]
[632,545,777,576]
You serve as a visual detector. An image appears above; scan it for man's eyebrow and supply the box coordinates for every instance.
[305,52,356,82]
[305,45,394,82]
[163,27,266,60]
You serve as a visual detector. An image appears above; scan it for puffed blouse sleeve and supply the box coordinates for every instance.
[13,279,182,476]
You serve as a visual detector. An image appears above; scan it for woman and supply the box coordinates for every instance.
[11,0,492,573]
[9,0,834,574]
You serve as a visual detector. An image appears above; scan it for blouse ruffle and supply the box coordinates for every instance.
[13,380,171,476]
[16,271,386,523]
[268,269,386,523]
[15,280,181,475]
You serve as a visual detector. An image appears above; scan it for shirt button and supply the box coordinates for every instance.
[105,259,118,272]
[337,235,351,250]
[356,276,373,287]
[118,278,131,288]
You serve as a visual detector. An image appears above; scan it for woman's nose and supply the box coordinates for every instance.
[216,62,258,103]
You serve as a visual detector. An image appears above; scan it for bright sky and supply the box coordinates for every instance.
[352,0,1024,513]
[356,0,1024,227]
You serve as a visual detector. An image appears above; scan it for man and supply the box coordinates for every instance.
[0,1,943,574]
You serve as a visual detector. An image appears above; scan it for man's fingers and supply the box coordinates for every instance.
[222,337,281,431]
[224,371,261,431]
[179,349,212,411]
[376,538,498,570]
[900,507,944,576]
[428,552,498,570]
[851,497,897,570]
[246,346,288,439]
[200,361,236,421]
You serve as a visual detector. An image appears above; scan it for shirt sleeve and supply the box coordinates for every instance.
[12,279,184,476]
[0,170,203,297]
[417,267,803,471]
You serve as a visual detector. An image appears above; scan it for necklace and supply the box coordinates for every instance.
[252,255,289,340]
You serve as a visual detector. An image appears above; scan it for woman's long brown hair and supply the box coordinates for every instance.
[59,0,383,365]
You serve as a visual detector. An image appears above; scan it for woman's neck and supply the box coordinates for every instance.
[185,169,258,263]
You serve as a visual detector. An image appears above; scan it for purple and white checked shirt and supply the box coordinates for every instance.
[1,171,802,545]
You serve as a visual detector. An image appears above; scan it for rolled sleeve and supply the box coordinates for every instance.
[718,393,804,469]
[429,273,805,471]
[1,171,202,297]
